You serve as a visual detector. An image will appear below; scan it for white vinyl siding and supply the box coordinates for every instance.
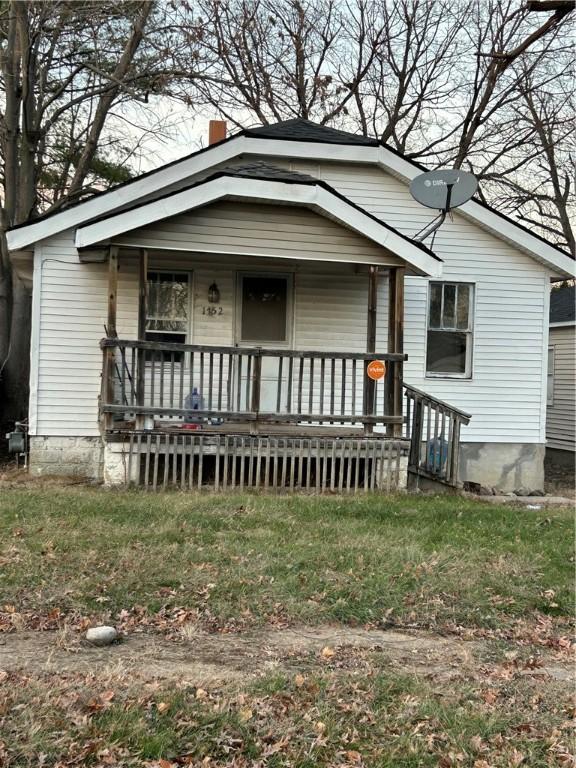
[31,233,373,436]
[546,326,575,451]
[286,159,551,443]
[114,200,404,268]
[30,160,552,445]
[34,234,107,436]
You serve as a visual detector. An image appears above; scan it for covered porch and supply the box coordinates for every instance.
[98,250,469,492]
[99,250,414,491]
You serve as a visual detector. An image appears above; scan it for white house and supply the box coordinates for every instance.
[7,119,575,492]
[546,283,575,457]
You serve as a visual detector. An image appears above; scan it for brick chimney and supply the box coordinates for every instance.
[208,120,227,145]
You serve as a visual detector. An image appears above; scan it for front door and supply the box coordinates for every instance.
[236,273,292,412]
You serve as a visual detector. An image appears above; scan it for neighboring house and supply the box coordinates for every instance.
[7,119,575,492]
[546,283,575,457]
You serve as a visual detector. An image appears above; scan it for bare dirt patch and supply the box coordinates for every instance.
[0,464,92,489]
[0,624,571,688]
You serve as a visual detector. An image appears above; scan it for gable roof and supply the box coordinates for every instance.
[6,118,575,278]
[244,118,379,146]
[74,161,442,277]
[243,120,574,264]
[550,283,575,324]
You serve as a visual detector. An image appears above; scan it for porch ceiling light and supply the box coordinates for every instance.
[208,282,220,303]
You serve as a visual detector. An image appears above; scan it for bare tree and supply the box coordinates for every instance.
[173,0,574,251]
[173,0,388,129]
[450,0,572,168]
[515,78,574,252]
[360,0,464,155]
[0,0,183,425]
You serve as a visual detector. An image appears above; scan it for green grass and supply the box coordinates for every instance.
[0,488,572,632]
[0,488,573,766]
[2,662,572,767]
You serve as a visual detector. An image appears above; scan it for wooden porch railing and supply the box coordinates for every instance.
[100,338,407,431]
[403,383,471,486]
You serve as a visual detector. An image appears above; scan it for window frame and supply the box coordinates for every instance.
[235,271,294,348]
[144,269,193,345]
[547,346,555,407]
[425,281,475,380]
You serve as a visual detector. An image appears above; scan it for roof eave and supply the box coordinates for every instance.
[75,175,442,277]
[6,133,251,251]
[7,131,575,278]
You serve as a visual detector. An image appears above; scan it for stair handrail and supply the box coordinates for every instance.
[403,383,471,487]
[403,383,472,423]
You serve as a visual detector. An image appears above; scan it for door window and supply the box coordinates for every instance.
[240,275,289,344]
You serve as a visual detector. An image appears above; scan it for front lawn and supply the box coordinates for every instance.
[0,488,573,767]
[0,489,571,633]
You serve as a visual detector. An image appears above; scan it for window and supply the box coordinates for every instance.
[547,347,555,406]
[426,282,473,377]
[145,271,190,345]
[239,274,289,344]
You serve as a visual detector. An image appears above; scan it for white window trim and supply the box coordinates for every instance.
[547,346,555,407]
[144,269,193,342]
[425,281,475,380]
[235,271,294,348]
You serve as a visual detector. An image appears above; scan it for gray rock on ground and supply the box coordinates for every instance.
[86,626,118,646]
[514,487,531,497]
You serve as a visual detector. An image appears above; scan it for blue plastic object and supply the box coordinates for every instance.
[427,437,448,473]
[184,387,204,422]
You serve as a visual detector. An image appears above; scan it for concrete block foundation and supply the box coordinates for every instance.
[458,442,545,493]
[29,436,103,479]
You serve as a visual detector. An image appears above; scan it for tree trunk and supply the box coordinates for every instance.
[2,272,31,425]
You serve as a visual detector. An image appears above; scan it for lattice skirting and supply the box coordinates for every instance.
[104,433,409,492]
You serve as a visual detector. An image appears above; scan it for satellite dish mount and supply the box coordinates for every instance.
[409,170,478,243]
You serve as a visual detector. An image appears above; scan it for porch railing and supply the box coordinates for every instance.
[100,338,406,431]
[403,383,471,486]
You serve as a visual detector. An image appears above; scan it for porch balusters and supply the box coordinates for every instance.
[100,338,407,432]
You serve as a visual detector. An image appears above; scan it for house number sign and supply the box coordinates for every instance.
[201,306,223,316]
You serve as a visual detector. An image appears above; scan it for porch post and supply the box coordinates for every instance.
[386,266,405,437]
[364,265,378,435]
[137,248,148,340]
[102,246,119,431]
[135,248,148,430]
[107,245,119,336]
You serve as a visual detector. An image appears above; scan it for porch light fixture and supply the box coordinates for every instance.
[208,282,220,303]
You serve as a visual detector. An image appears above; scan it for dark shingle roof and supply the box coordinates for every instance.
[550,283,575,323]
[214,161,317,183]
[243,118,379,146]
[7,116,573,265]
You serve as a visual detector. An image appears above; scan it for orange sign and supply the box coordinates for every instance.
[367,360,386,381]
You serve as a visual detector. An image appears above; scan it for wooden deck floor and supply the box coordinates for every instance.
[107,420,393,439]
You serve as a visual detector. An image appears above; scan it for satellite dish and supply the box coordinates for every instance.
[410,170,478,211]
[409,169,478,243]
